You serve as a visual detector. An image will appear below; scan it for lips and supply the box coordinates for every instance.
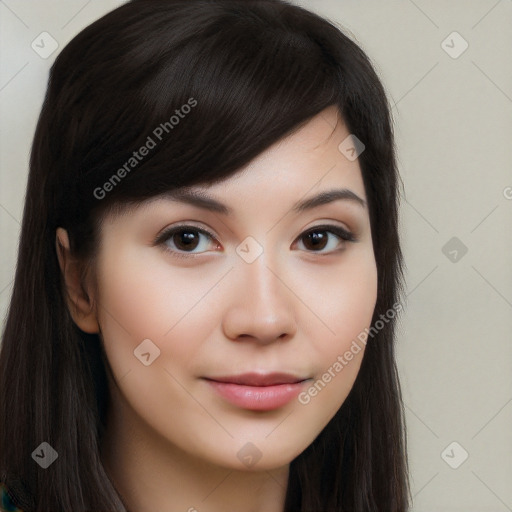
[205,372,306,387]
[203,372,310,411]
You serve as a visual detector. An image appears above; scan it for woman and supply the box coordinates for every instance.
[0,0,409,510]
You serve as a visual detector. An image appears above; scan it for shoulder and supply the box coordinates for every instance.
[1,481,26,512]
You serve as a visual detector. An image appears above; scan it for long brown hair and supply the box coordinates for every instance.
[0,0,409,510]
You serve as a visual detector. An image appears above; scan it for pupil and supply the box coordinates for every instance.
[307,231,327,250]
[175,230,198,251]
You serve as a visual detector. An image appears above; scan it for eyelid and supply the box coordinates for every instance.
[300,223,357,243]
[153,222,218,245]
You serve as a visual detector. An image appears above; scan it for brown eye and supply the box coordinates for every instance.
[172,229,201,251]
[296,225,357,254]
[156,225,219,258]
[302,230,329,251]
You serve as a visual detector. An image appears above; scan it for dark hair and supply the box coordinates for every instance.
[0,0,409,510]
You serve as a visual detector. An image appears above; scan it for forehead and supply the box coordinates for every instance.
[216,105,362,190]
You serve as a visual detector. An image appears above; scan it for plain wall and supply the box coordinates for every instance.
[0,1,511,510]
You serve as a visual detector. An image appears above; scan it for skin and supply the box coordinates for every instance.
[56,105,378,512]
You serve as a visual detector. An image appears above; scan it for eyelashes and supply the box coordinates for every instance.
[154,223,358,260]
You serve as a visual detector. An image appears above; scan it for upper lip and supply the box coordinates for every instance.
[204,372,307,386]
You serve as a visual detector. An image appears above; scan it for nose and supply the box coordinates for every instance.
[221,254,297,345]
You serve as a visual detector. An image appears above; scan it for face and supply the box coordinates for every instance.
[90,105,378,471]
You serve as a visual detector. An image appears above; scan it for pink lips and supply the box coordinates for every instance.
[204,372,308,411]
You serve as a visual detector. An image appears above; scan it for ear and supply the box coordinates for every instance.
[56,227,99,334]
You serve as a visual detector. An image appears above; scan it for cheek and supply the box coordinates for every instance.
[330,259,377,354]
[94,247,221,369]
[295,249,377,417]
[299,247,378,354]
[94,249,228,440]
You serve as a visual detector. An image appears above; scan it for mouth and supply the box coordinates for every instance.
[202,372,311,411]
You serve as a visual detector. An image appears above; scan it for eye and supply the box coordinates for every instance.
[155,225,220,258]
[294,224,357,254]
[155,223,357,259]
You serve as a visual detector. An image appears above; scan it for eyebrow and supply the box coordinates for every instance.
[292,188,366,212]
[162,187,367,215]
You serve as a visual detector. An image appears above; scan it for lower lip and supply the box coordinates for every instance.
[205,380,306,411]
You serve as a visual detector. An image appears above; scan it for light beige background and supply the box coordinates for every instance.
[1,1,511,510]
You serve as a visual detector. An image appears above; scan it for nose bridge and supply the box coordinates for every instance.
[237,229,288,306]
[246,250,287,308]
[221,245,297,343]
